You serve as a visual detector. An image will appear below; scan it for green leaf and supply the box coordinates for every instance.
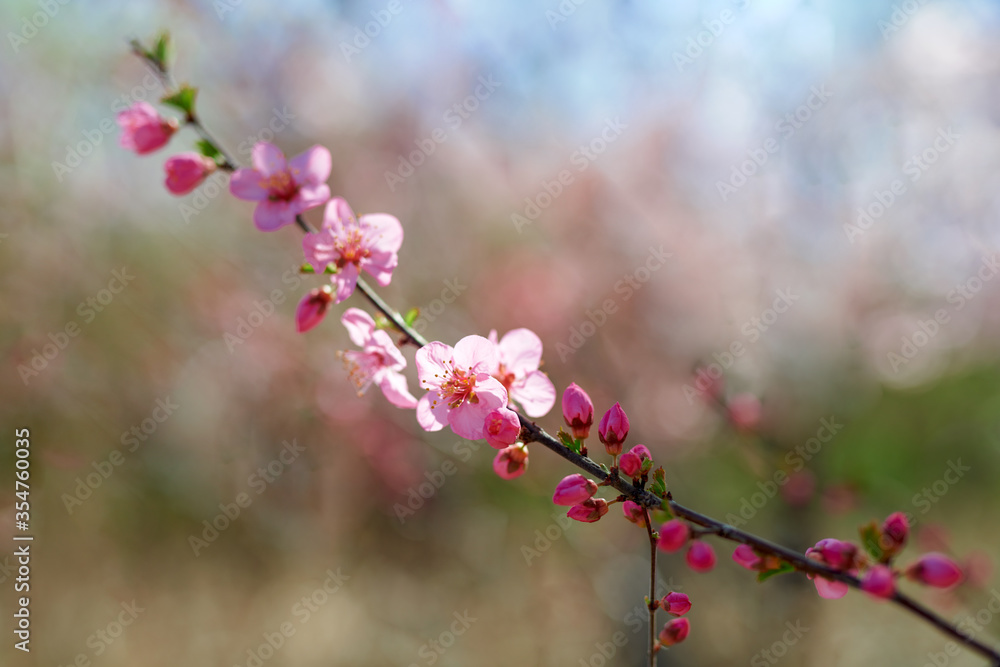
[859,521,883,562]
[403,308,419,326]
[373,314,390,330]
[557,429,581,454]
[323,264,336,274]
[299,263,315,274]
[196,140,222,162]
[757,561,794,583]
[657,500,673,518]
[649,467,667,497]
[153,31,172,67]
[161,85,198,117]
[639,458,654,475]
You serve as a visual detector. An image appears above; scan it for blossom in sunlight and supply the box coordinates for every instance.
[415,335,508,440]
[484,408,521,449]
[117,102,178,154]
[229,142,331,231]
[303,197,403,303]
[487,328,556,417]
[339,308,416,409]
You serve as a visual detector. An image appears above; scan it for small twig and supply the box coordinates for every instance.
[643,507,657,667]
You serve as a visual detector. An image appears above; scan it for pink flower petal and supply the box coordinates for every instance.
[813,576,849,599]
[511,369,556,417]
[364,248,399,287]
[324,197,356,229]
[251,142,286,176]
[369,330,407,369]
[361,213,405,254]
[416,394,448,431]
[448,379,507,440]
[453,335,498,374]
[295,183,331,211]
[253,200,295,231]
[415,342,455,390]
[331,264,360,303]
[302,230,337,272]
[229,168,269,201]
[498,328,543,375]
[376,369,418,409]
[341,308,376,347]
[288,145,332,184]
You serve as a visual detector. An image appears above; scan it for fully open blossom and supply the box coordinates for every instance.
[562,383,594,438]
[619,444,651,478]
[658,618,690,647]
[295,287,334,333]
[567,497,608,523]
[164,153,216,195]
[415,336,508,440]
[686,542,716,573]
[485,408,521,449]
[117,102,177,154]
[906,553,963,588]
[598,402,629,456]
[657,520,690,553]
[861,564,896,600]
[661,592,691,616]
[303,197,403,304]
[229,142,331,231]
[493,443,528,480]
[552,474,597,506]
[487,329,556,417]
[339,308,416,409]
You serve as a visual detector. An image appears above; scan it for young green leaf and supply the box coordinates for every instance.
[757,561,794,583]
[161,85,198,117]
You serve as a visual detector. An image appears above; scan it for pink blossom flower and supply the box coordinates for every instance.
[487,329,556,418]
[861,564,896,600]
[906,553,963,588]
[567,497,608,523]
[809,575,849,600]
[660,592,691,616]
[657,520,690,553]
[622,500,647,526]
[229,142,331,231]
[415,336,509,440]
[727,393,761,431]
[733,544,762,570]
[117,102,178,154]
[881,512,909,554]
[493,443,528,480]
[686,542,716,573]
[485,408,521,449]
[164,153,216,195]
[339,308,417,409]
[562,383,594,438]
[658,617,690,647]
[619,444,651,478]
[303,197,403,303]
[598,402,629,456]
[295,287,334,333]
[552,474,597,506]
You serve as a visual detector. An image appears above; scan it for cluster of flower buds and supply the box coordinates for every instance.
[656,519,717,573]
[654,592,692,649]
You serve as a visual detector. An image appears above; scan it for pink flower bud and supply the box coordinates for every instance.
[807,538,858,571]
[733,544,761,570]
[861,564,896,600]
[485,408,521,449]
[164,153,216,195]
[619,444,651,478]
[552,473,598,506]
[492,444,528,480]
[686,541,716,573]
[117,102,178,155]
[658,617,690,647]
[881,512,909,553]
[562,383,594,439]
[906,553,963,588]
[622,500,647,526]
[726,393,761,431]
[657,520,690,553]
[567,497,608,523]
[598,402,629,456]
[295,287,334,333]
[660,592,691,617]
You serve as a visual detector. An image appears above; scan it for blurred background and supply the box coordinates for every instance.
[3,0,1000,665]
